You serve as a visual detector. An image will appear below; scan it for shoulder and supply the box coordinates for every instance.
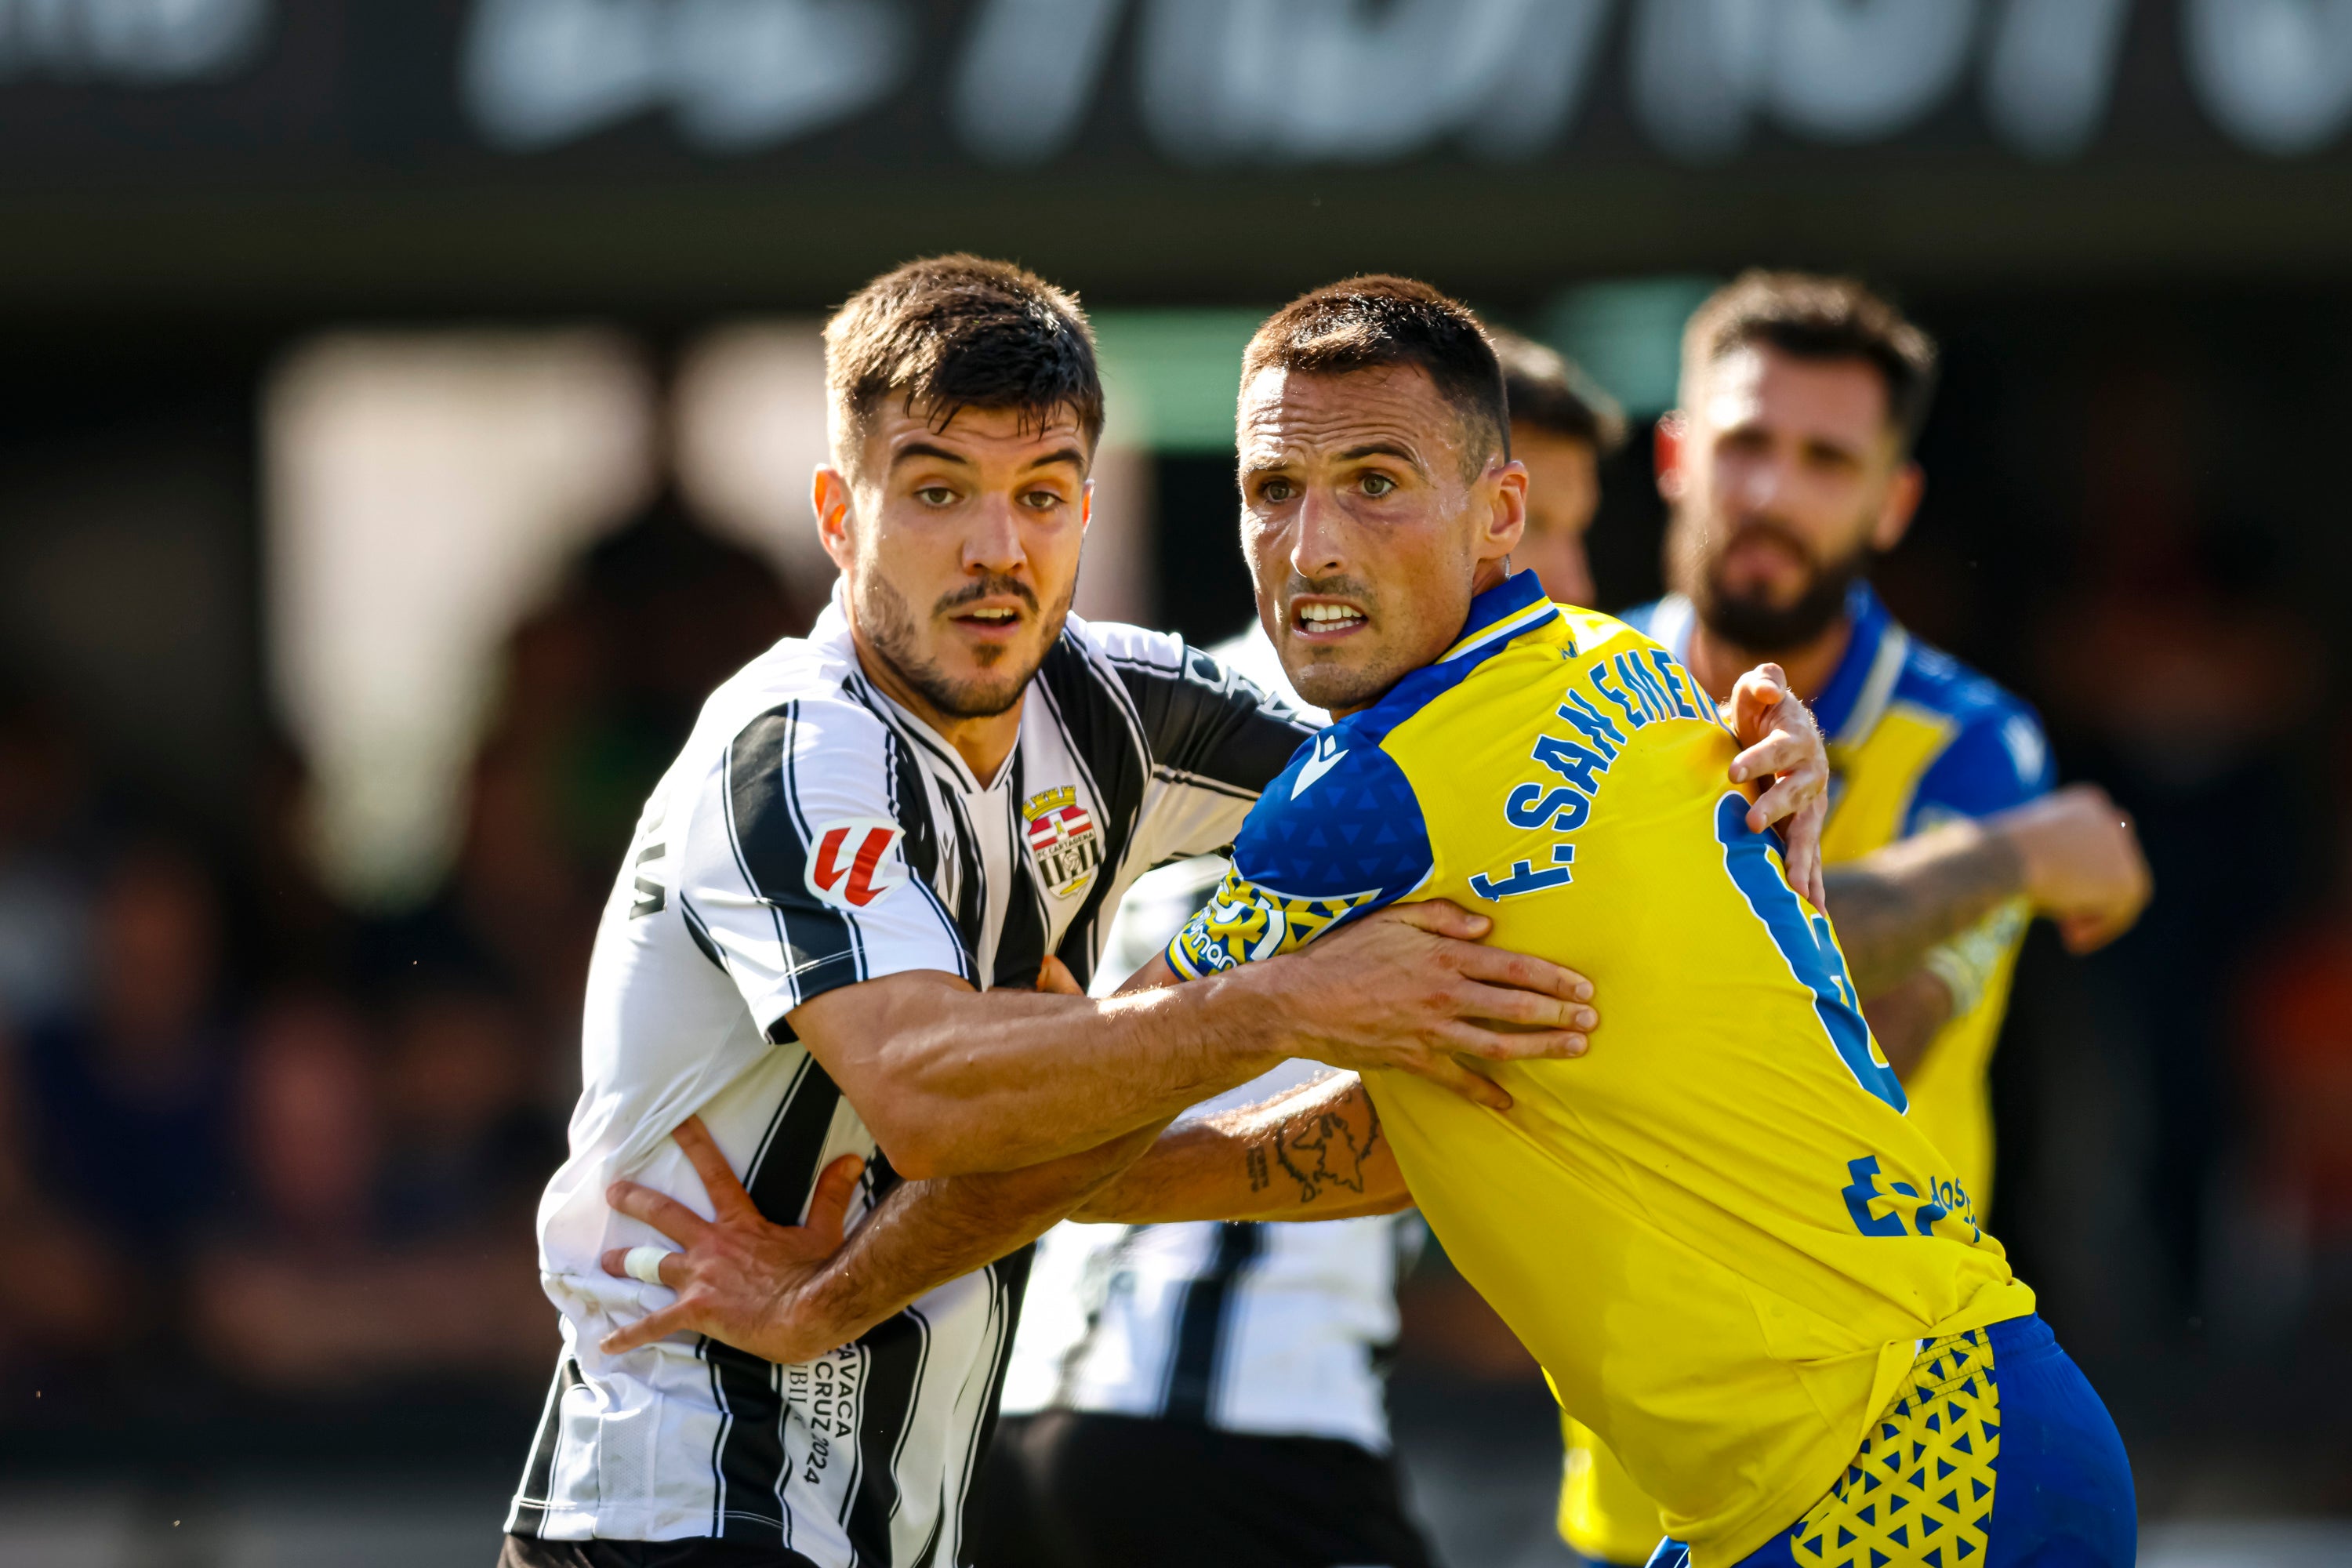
[1893,641,2053,820]
[1075,615,1298,716]
[681,637,900,794]
[1230,722,1431,898]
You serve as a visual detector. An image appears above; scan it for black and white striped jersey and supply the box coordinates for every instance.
[506,594,1313,1563]
[1000,626,1413,1457]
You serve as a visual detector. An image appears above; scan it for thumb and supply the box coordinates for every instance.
[1036,955,1084,996]
[1386,898,1491,940]
[803,1154,866,1241]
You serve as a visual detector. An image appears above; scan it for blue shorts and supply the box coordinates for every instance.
[1645,1315,2135,1568]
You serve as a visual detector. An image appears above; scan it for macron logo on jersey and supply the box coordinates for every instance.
[807,818,907,909]
[1292,732,1348,800]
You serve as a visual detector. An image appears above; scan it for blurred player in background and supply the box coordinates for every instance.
[1556,274,2154,1565]
[972,336,1626,1568]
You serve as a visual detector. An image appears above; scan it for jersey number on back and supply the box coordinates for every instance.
[1712,793,1907,1114]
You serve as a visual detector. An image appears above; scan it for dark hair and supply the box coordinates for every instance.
[823,254,1104,468]
[1682,271,1940,448]
[1488,327,1627,456]
[1241,275,1508,478]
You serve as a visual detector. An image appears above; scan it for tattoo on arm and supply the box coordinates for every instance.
[1824,824,2026,999]
[1258,1087,1384,1207]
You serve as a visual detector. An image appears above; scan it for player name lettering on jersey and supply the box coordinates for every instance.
[1470,650,1715,903]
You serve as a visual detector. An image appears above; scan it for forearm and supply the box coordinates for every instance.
[785,1123,1168,1358]
[1861,969,1955,1082]
[1824,818,2026,998]
[1076,1071,1410,1225]
[794,968,1292,1178]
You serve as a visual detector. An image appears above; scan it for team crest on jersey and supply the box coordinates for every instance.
[805,818,907,909]
[1022,786,1102,900]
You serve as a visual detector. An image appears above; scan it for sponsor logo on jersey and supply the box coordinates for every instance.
[806,818,906,909]
[1022,786,1102,900]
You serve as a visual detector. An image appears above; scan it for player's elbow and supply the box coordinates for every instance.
[852,1095,1013,1182]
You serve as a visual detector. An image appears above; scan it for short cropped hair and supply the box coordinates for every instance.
[1682,271,1940,449]
[823,254,1104,470]
[1241,275,1508,479]
[1489,328,1627,456]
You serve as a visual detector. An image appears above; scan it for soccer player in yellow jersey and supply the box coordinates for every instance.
[1561,274,2155,1566]
[1080,277,2135,1567]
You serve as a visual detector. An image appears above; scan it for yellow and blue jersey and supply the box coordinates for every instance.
[1634,585,2056,1204]
[1168,572,2036,1566]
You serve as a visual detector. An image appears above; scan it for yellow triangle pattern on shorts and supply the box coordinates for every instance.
[1789,1327,2000,1568]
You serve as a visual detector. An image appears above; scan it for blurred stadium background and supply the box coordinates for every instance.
[1,2,2350,1563]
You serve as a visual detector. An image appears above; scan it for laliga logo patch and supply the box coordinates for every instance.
[806,818,907,909]
[1022,786,1102,900]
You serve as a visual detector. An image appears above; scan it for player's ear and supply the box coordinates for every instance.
[1654,412,1690,503]
[1872,459,1924,552]
[1483,458,1529,564]
[814,464,856,571]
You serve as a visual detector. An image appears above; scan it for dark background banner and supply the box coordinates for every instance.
[11,0,2352,307]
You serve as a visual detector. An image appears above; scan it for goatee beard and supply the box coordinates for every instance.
[1688,535,1875,656]
[858,569,1069,720]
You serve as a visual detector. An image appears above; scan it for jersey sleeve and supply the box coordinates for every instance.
[673,698,971,1040]
[1092,621,1322,866]
[1166,733,1433,979]
[1904,699,2055,834]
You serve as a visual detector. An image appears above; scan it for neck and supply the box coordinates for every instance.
[846,619,1025,785]
[1329,560,1514,721]
[1683,611,1854,707]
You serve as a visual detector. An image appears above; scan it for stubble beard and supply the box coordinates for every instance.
[857,567,1073,720]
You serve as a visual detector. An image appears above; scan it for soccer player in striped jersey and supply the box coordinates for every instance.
[503,256,1827,1568]
[1557,273,2154,1567]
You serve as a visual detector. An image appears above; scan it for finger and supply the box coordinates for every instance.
[1744,773,1820,831]
[600,1245,688,1289]
[1729,731,1815,785]
[1036,955,1083,996]
[1448,945,1595,1002]
[606,1180,715,1247]
[600,1300,703,1356]
[1381,898,1492,941]
[1400,1051,1514,1111]
[1445,978,1597,1033]
[671,1116,760,1221]
[1441,1021,1590,1062]
[1726,664,1791,735]
[801,1153,866,1242]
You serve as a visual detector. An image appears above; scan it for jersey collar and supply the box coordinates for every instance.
[1439,568,1559,665]
[1808,582,1911,746]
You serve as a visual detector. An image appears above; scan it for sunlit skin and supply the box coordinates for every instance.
[1239,365,1526,718]
[812,401,1092,782]
[1512,425,1599,608]
[1657,343,1922,704]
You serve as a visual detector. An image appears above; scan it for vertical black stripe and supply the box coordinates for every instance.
[1163,1222,1265,1424]
[1036,638,1150,990]
[727,703,862,1020]
[506,1356,583,1535]
[992,750,1053,991]
[710,1055,847,1541]
[845,1305,932,1565]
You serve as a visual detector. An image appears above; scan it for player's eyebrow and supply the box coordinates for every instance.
[1339,440,1428,473]
[1019,447,1087,474]
[888,441,978,473]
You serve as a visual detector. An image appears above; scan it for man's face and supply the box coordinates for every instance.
[817,400,1091,720]
[1236,365,1525,716]
[1658,344,1921,652]
[1513,426,1599,608]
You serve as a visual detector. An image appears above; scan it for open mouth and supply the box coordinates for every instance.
[1291,599,1367,639]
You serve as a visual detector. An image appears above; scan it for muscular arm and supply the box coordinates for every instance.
[1073,1069,1410,1225]
[789,901,1595,1180]
[1861,970,1959,1082]
[597,1116,1167,1364]
[1823,818,2025,1000]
